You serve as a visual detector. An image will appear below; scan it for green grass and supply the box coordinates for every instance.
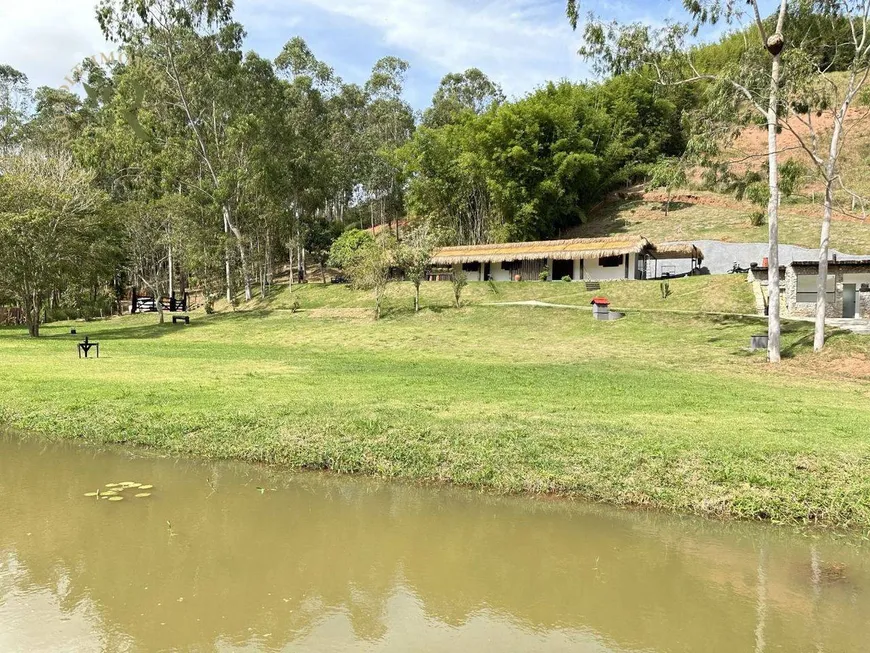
[263,275,757,316]
[2,281,870,528]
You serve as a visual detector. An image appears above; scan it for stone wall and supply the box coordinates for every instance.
[785,264,870,318]
[860,288,870,318]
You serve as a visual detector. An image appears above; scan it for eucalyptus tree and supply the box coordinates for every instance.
[363,57,415,231]
[423,68,504,127]
[567,0,792,362]
[0,65,32,147]
[97,0,265,302]
[274,37,334,284]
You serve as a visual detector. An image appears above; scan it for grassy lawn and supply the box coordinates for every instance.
[263,275,757,316]
[2,280,870,528]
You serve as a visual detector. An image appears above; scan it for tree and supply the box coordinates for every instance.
[344,233,395,320]
[423,68,504,127]
[396,222,437,312]
[645,155,688,216]
[305,218,340,284]
[778,0,870,351]
[329,228,374,269]
[97,0,262,302]
[451,265,468,308]
[567,0,792,363]
[0,150,110,336]
[0,64,32,147]
[124,200,172,324]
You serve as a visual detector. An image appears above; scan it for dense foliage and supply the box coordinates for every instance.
[0,0,863,333]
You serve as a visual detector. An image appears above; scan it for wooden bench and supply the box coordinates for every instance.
[172,315,190,325]
[585,281,601,291]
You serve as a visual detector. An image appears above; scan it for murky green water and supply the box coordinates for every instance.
[1,433,868,652]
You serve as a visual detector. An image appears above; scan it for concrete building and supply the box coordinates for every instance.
[750,258,870,319]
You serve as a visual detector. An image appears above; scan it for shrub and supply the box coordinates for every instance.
[749,210,766,227]
[539,268,549,282]
[562,276,572,282]
[328,229,374,269]
[660,280,671,299]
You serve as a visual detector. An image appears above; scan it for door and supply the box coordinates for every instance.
[843,284,857,318]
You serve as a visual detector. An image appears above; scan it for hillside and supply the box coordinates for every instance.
[573,100,870,254]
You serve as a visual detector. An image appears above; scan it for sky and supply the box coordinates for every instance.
[0,0,727,110]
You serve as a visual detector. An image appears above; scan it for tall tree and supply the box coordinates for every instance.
[567,0,791,362]
[780,0,870,350]
[98,0,260,301]
[423,68,504,127]
[0,65,32,147]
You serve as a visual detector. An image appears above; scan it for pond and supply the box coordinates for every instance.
[0,432,868,652]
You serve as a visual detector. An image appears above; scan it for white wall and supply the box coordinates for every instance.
[456,255,637,282]
[489,266,513,282]
[843,273,870,287]
[582,255,629,281]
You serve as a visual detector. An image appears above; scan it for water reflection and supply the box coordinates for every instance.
[0,434,867,652]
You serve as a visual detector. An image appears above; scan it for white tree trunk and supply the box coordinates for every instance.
[224,211,232,303]
[814,95,849,351]
[766,51,783,363]
[814,183,834,351]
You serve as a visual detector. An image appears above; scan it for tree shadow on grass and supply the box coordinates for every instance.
[781,327,852,359]
[39,310,274,342]
[703,314,765,344]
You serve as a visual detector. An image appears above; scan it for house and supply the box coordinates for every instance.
[429,236,703,282]
[749,258,870,319]
[785,259,870,319]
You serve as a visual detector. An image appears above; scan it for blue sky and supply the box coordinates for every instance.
[0,0,737,109]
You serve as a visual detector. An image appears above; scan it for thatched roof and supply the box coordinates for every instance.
[652,242,705,262]
[431,236,654,265]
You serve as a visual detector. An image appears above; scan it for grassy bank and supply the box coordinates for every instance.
[263,275,757,315]
[2,281,870,528]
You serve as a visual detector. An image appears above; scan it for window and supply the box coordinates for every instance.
[501,260,518,271]
[462,262,480,272]
[599,255,623,268]
[796,274,834,303]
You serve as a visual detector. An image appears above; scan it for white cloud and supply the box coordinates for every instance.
[0,0,113,91]
[0,0,591,100]
[261,0,589,97]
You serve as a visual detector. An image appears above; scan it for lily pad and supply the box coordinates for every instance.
[105,483,119,488]
[139,485,153,490]
[84,492,99,497]
[108,496,124,502]
[135,493,152,498]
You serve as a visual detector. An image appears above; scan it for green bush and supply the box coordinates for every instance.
[749,210,766,227]
[539,268,549,282]
[561,276,572,282]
